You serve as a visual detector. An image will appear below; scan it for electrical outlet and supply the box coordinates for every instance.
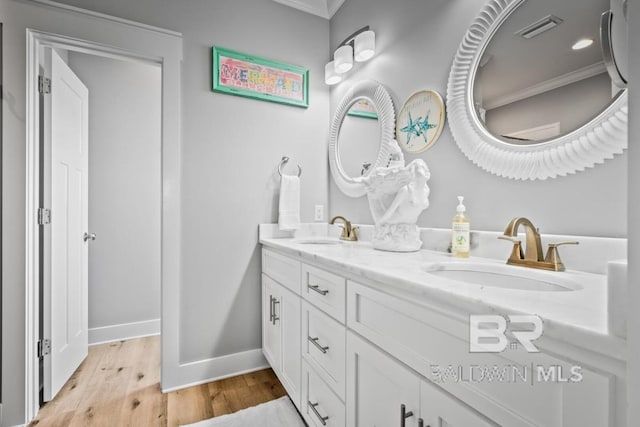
[314,205,324,221]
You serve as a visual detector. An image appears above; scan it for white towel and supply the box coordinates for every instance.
[278,175,300,230]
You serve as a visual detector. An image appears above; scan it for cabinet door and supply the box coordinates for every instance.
[420,379,497,427]
[279,284,301,409]
[262,274,281,371]
[347,331,420,427]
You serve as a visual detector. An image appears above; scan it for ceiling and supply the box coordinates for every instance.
[271,0,346,19]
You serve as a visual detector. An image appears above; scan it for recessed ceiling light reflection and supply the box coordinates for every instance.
[572,38,594,50]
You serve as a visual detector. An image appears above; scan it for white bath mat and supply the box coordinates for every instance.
[181,396,306,427]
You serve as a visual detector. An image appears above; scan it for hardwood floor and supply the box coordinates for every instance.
[29,336,287,427]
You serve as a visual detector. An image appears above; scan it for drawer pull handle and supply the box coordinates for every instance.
[308,336,329,354]
[308,401,329,425]
[418,418,428,427]
[308,284,329,296]
[400,404,413,427]
[272,299,280,325]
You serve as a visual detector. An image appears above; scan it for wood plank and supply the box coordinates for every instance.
[30,337,287,427]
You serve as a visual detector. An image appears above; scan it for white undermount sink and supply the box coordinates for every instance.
[292,236,343,245]
[423,261,582,292]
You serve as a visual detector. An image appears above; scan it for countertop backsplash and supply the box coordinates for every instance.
[259,223,627,275]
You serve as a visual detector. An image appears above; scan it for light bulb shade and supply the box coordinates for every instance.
[334,44,353,74]
[354,30,375,62]
[324,61,342,85]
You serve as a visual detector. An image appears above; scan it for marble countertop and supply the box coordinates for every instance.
[259,228,626,362]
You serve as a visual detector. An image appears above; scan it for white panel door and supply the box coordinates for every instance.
[43,48,89,401]
[347,331,420,427]
[279,284,301,409]
[262,274,282,371]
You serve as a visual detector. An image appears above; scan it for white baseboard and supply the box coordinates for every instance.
[161,348,268,393]
[89,318,160,345]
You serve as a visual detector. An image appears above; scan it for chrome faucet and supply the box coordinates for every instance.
[498,217,578,271]
[329,215,358,241]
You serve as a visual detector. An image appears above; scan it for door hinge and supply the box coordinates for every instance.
[38,76,51,95]
[38,208,51,225]
[37,339,51,358]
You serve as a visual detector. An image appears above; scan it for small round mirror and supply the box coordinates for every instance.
[329,80,396,197]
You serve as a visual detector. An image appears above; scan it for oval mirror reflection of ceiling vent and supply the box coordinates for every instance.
[514,14,563,39]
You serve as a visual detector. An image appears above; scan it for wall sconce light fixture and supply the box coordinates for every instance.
[325,25,376,85]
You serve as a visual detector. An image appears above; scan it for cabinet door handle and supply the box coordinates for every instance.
[308,401,329,425]
[308,336,329,354]
[269,295,274,323]
[400,404,414,427]
[418,418,429,427]
[272,299,280,324]
[308,284,329,296]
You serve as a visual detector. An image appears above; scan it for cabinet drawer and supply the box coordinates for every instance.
[302,361,345,427]
[301,264,346,323]
[262,249,301,294]
[302,301,346,400]
[347,280,613,427]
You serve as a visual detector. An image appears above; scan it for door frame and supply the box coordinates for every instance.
[25,28,181,421]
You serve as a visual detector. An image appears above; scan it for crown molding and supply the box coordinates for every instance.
[272,0,345,19]
[485,62,607,110]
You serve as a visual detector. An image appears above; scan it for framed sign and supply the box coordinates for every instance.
[212,46,309,108]
[347,98,378,119]
[396,90,446,153]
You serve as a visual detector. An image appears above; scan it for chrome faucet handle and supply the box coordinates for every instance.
[544,241,579,271]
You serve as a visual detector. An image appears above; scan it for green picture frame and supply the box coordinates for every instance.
[212,46,309,108]
[347,98,378,119]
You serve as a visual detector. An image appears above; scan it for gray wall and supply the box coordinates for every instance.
[485,73,613,139]
[68,52,161,335]
[48,0,330,363]
[1,1,327,424]
[329,0,628,238]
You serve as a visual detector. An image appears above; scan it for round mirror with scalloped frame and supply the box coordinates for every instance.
[329,80,396,197]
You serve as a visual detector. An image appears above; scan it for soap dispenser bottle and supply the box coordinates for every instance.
[451,196,470,258]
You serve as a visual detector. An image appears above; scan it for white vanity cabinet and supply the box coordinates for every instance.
[347,331,495,427]
[346,280,615,427]
[261,250,302,409]
[299,263,347,427]
[260,246,622,427]
[262,249,347,425]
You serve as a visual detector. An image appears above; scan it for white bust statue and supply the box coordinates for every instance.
[362,140,431,252]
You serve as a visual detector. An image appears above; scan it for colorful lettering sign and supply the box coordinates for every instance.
[212,47,309,108]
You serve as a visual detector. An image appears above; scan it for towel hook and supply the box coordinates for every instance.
[278,156,302,177]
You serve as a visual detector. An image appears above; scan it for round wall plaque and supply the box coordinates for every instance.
[396,90,446,153]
